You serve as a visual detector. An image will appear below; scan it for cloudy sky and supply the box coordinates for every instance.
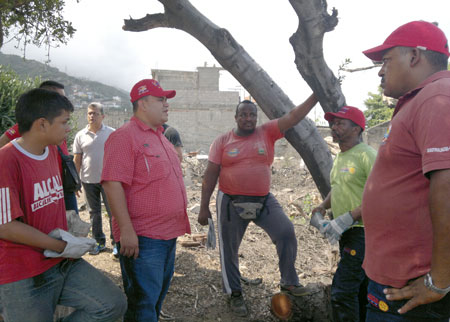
[2,0,450,121]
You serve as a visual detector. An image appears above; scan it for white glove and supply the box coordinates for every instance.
[324,212,354,245]
[44,228,96,258]
[310,211,330,234]
[206,218,216,250]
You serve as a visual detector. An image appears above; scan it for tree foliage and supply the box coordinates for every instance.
[364,86,395,128]
[0,65,40,133]
[0,0,77,57]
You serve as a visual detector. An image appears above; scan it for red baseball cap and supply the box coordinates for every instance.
[130,79,176,103]
[363,21,450,62]
[324,106,366,130]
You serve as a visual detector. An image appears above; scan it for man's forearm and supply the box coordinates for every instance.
[73,153,82,174]
[200,162,220,208]
[278,93,318,132]
[102,181,134,233]
[429,169,450,288]
[0,220,66,252]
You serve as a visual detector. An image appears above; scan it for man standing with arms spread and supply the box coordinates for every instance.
[311,106,376,321]
[102,79,190,322]
[198,95,317,317]
[361,21,450,320]
[73,102,115,256]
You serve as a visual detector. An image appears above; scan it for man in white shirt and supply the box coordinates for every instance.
[73,102,116,256]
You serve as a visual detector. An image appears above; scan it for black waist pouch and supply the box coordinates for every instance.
[227,194,269,220]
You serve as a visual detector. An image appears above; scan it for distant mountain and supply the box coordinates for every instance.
[0,52,129,110]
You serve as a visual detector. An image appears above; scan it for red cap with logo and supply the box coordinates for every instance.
[363,21,450,62]
[130,79,176,103]
[324,106,366,130]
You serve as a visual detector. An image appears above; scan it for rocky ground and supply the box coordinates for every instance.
[81,152,339,322]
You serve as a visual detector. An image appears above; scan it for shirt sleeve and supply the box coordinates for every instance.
[72,133,82,154]
[0,150,24,224]
[208,136,224,165]
[415,94,450,174]
[4,124,20,141]
[262,119,284,143]
[101,130,135,186]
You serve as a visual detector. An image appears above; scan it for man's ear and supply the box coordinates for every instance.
[409,48,422,67]
[36,117,48,131]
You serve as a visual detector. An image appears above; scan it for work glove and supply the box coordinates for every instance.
[310,211,330,234]
[44,228,96,258]
[206,218,216,250]
[323,212,354,245]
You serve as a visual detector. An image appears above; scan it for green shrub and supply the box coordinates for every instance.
[0,65,40,134]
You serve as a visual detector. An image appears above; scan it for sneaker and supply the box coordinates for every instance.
[89,243,106,255]
[280,284,311,297]
[112,245,119,258]
[229,291,248,317]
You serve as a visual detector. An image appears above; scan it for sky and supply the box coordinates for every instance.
[2,0,450,122]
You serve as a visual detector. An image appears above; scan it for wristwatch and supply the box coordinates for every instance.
[424,273,450,295]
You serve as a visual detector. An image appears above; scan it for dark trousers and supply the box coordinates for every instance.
[331,227,368,322]
[64,191,79,214]
[118,237,177,322]
[82,182,114,245]
[216,190,299,294]
[366,279,450,321]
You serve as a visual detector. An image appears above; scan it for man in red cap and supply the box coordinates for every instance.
[101,79,191,321]
[311,106,376,322]
[361,21,450,320]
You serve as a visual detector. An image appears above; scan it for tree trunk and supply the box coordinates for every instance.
[288,0,346,113]
[122,0,335,197]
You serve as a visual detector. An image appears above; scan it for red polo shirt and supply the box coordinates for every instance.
[362,71,450,287]
[101,116,190,241]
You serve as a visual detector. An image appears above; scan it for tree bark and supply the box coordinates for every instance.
[288,0,345,114]
[122,0,333,197]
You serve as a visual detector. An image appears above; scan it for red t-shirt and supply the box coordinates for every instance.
[101,116,191,241]
[4,123,68,175]
[208,119,283,196]
[0,141,67,285]
[362,71,450,288]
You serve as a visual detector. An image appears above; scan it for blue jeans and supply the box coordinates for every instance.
[0,259,127,322]
[64,191,79,214]
[83,182,114,245]
[366,279,450,321]
[331,227,368,322]
[118,236,177,322]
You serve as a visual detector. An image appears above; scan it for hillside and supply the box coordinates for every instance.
[0,52,129,110]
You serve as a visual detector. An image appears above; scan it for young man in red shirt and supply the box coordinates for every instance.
[0,89,126,321]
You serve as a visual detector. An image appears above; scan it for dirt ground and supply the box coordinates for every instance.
[81,154,339,322]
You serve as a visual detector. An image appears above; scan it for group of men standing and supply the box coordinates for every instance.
[0,19,449,322]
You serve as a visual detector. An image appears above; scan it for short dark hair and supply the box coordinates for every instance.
[421,50,449,70]
[398,46,448,70]
[16,88,74,134]
[132,100,139,113]
[235,100,257,116]
[39,80,65,90]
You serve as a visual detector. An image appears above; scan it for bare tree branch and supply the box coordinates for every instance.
[122,0,333,196]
